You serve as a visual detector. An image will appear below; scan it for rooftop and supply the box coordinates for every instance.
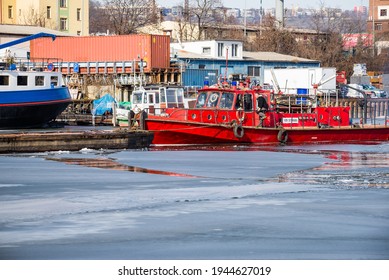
[0,24,71,37]
[175,49,318,63]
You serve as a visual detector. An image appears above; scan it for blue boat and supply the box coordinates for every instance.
[0,33,72,128]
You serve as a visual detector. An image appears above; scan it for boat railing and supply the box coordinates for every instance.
[0,56,63,72]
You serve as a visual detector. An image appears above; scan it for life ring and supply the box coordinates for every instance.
[277,129,288,144]
[236,108,245,123]
[233,124,244,138]
[209,93,218,103]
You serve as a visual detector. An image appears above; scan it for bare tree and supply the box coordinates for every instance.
[21,5,52,28]
[247,15,299,55]
[90,0,110,34]
[102,0,158,35]
[190,0,221,40]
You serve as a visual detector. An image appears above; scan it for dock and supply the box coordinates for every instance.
[0,129,153,153]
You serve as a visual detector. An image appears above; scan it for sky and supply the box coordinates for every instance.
[158,0,369,11]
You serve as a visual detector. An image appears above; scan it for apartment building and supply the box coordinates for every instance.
[367,0,389,38]
[0,0,89,35]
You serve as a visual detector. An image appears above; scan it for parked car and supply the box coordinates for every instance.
[346,84,380,98]
[361,84,387,98]
[346,84,364,98]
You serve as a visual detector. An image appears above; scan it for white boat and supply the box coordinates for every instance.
[115,85,195,126]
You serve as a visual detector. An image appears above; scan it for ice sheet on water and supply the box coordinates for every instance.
[1,142,388,259]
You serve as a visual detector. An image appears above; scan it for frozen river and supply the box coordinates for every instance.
[0,143,388,260]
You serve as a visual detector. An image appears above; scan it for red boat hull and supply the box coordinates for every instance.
[145,119,389,146]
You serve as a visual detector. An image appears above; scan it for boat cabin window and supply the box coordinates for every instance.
[235,94,243,109]
[35,76,45,86]
[148,94,154,104]
[219,92,234,109]
[50,76,58,86]
[17,76,28,86]
[160,88,166,103]
[243,94,253,111]
[206,92,220,107]
[175,88,184,102]
[0,75,9,86]
[196,92,207,108]
[166,88,182,103]
[235,94,253,111]
[155,92,160,104]
[132,92,143,104]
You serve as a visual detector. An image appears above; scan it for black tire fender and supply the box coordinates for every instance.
[233,124,244,138]
[277,129,288,144]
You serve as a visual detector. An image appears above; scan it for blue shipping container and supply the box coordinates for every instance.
[182,69,219,87]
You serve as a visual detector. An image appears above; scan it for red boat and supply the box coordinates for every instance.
[140,81,389,146]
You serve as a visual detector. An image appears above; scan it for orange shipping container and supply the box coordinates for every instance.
[30,34,171,71]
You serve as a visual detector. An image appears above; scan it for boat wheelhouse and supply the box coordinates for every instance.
[115,85,195,126]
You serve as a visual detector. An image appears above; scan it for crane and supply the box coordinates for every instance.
[0,32,56,50]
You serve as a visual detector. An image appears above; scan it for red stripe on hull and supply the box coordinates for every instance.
[0,98,71,107]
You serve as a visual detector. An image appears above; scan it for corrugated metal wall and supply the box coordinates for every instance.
[182,69,219,87]
[30,34,170,71]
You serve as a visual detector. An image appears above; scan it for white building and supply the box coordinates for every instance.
[171,40,243,60]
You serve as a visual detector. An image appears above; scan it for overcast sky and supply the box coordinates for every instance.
[158,0,369,11]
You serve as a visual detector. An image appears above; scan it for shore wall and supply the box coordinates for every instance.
[0,130,153,153]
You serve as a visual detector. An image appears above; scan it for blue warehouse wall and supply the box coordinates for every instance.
[181,59,320,87]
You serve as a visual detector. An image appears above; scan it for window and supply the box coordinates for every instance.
[35,76,45,86]
[166,89,177,103]
[248,66,261,76]
[47,6,51,19]
[196,92,207,108]
[206,92,220,107]
[8,6,13,19]
[77,8,81,21]
[60,0,67,8]
[380,9,387,17]
[50,76,58,86]
[217,43,224,57]
[219,92,234,109]
[202,47,211,54]
[231,44,238,57]
[132,92,143,104]
[243,94,253,111]
[60,18,68,31]
[148,94,154,104]
[17,76,28,86]
[375,23,383,31]
[199,64,205,69]
[77,31,81,36]
[0,75,9,86]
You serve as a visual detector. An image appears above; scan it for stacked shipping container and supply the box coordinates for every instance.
[30,34,171,73]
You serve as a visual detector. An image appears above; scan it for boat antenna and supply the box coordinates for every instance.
[224,47,229,82]
[270,68,281,93]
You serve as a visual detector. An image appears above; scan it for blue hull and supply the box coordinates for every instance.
[0,87,72,128]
